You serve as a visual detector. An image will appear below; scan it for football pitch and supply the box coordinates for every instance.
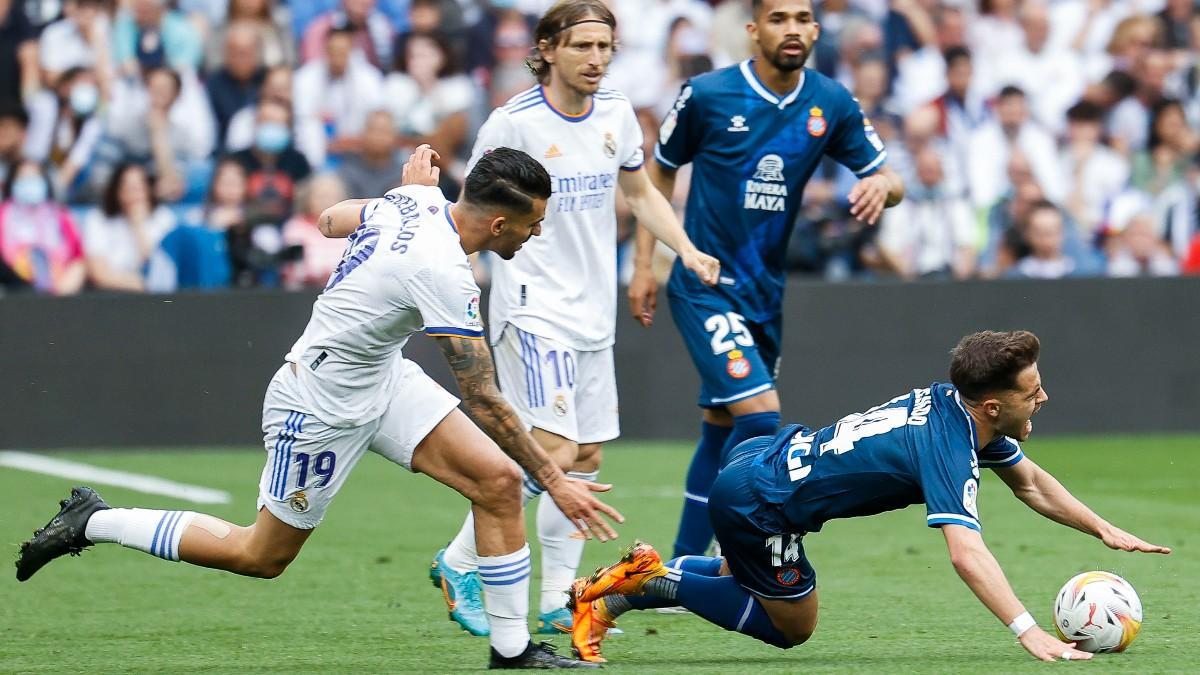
[1,436,1196,673]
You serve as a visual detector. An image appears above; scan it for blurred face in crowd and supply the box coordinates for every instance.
[1122,215,1161,261]
[936,8,967,50]
[261,67,293,103]
[903,104,940,149]
[996,93,1028,134]
[146,69,180,112]
[1154,104,1188,149]
[750,0,820,72]
[361,110,397,159]
[854,59,887,103]
[10,160,50,206]
[493,15,532,66]
[915,147,943,188]
[133,0,165,29]
[409,0,442,33]
[1138,50,1171,94]
[230,0,270,20]
[255,99,292,155]
[306,174,347,219]
[70,0,103,29]
[212,161,248,207]
[1025,207,1064,260]
[946,55,972,99]
[118,165,153,214]
[343,0,375,25]
[406,34,447,84]
[543,20,614,97]
[327,32,353,77]
[1067,117,1101,148]
[1019,1,1050,52]
[225,23,262,81]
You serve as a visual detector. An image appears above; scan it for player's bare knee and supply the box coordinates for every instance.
[477,463,523,513]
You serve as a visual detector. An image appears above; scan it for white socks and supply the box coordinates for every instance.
[480,544,532,658]
[537,470,596,614]
[85,508,197,562]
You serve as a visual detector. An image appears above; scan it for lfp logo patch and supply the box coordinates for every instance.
[466,295,481,328]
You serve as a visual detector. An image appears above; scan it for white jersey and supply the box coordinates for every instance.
[284,184,483,427]
[467,85,645,351]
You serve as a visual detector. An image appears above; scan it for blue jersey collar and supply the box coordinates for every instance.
[739,59,806,110]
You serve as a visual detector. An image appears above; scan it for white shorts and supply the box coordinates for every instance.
[493,325,619,445]
[256,360,460,529]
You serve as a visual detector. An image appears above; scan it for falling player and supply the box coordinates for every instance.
[568,331,1171,664]
[627,0,905,559]
[428,0,721,637]
[15,146,616,670]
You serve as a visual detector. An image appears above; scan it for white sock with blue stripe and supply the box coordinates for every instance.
[480,543,532,658]
[536,470,596,614]
[85,508,197,561]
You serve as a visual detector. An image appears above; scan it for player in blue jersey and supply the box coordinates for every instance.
[566,330,1171,664]
[628,0,906,559]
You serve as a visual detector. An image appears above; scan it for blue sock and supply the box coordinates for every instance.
[719,411,780,467]
[614,555,725,613]
[649,570,793,648]
[672,422,731,557]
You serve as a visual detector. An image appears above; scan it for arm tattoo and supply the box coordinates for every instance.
[320,214,334,237]
[437,336,552,480]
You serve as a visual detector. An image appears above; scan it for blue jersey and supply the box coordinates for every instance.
[745,382,1024,534]
[655,60,887,322]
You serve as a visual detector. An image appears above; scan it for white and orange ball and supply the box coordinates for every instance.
[1053,571,1143,653]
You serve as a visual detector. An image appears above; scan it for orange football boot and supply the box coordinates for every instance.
[567,578,618,663]
[577,540,667,604]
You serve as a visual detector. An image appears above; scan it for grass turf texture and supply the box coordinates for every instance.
[1,436,1195,673]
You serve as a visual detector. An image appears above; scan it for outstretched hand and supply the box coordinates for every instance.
[1101,526,1172,554]
[1018,626,1093,662]
[401,144,441,187]
[545,476,625,542]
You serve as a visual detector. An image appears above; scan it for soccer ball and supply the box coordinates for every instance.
[1052,571,1143,653]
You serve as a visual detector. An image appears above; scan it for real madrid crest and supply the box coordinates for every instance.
[289,491,310,513]
[603,132,616,158]
[807,106,826,137]
[554,394,569,417]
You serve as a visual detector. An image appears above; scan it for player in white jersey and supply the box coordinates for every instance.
[16,147,619,670]
[430,0,721,637]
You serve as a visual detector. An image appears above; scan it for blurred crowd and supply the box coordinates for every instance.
[0,0,1198,296]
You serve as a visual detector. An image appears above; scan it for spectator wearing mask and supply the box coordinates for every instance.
[83,162,175,291]
[0,102,27,184]
[1060,100,1129,236]
[966,85,1063,209]
[0,0,39,105]
[1107,210,1180,277]
[231,97,311,223]
[301,0,394,70]
[205,22,266,146]
[104,66,215,202]
[203,0,294,71]
[382,31,473,164]
[38,0,113,97]
[0,159,86,294]
[878,146,977,279]
[22,67,105,201]
[281,172,349,289]
[293,25,383,168]
[224,65,292,152]
[1008,201,1083,279]
[112,0,203,74]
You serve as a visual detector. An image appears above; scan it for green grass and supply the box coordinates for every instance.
[1,436,1196,673]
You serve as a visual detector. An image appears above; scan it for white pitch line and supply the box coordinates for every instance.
[0,451,232,504]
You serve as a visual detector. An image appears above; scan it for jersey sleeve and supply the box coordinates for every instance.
[979,436,1025,468]
[654,82,700,169]
[825,87,888,178]
[407,266,485,339]
[465,108,519,175]
[619,98,645,171]
[918,434,982,531]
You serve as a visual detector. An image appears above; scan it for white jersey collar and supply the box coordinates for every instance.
[739,59,806,110]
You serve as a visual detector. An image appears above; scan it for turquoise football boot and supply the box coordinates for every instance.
[431,548,489,636]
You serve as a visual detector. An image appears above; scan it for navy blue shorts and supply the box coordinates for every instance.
[667,289,782,408]
[708,438,816,600]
